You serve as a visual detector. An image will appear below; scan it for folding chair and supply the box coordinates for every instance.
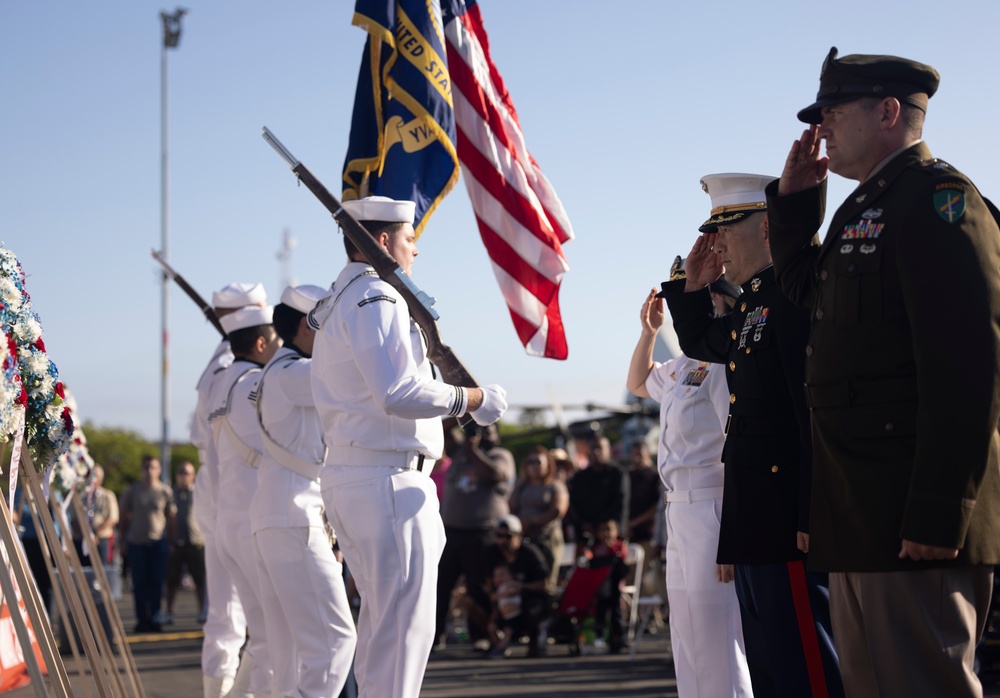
[628,593,665,659]
[621,543,644,642]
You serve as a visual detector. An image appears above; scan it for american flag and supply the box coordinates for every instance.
[443,0,574,359]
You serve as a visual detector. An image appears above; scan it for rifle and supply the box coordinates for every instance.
[261,126,479,390]
[151,249,226,337]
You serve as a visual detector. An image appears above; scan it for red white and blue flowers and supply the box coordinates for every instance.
[0,246,73,469]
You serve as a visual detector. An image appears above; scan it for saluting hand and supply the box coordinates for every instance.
[640,289,665,335]
[778,125,829,196]
[684,234,723,291]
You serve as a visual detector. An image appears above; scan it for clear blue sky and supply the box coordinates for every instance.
[2,0,997,441]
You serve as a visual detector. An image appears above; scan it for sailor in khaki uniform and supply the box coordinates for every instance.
[192,282,264,698]
[311,196,508,698]
[251,284,357,698]
[628,258,752,697]
[208,305,281,698]
[769,47,1000,696]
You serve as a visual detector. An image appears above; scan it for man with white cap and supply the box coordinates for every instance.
[662,175,843,697]
[627,256,753,697]
[192,282,265,698]
[311,195,508,698]
[251,284,357,698]
[208,304,281,698]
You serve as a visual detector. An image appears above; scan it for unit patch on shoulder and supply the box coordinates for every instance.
[934,181,966,224]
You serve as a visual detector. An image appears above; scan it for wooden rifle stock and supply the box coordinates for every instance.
[150,249,226,337]
[261,127,479,389]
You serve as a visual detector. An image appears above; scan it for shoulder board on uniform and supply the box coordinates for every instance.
[914,157,955,173]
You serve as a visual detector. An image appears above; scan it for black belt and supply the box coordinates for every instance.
[804,376,917,409]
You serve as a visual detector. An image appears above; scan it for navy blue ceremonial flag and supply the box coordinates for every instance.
[343,0,459,237]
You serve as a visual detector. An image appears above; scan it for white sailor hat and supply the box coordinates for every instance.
[698,173,777,233]
[279,284,327,314]
[212,282,267,309]
[342,195,415,224]
[220,305,273,334]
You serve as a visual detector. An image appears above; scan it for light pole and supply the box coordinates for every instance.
[159,7,186,484]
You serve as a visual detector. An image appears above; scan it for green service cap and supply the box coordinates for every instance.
[797,46,940,124]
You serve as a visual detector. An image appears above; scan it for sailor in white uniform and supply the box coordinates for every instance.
[311,196,507,698]
[627,261,753,698]
[208,304,281,698]
[192,282,264,698]
[251,284,358,698]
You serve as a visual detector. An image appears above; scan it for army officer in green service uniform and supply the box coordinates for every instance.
[766,46,1000,697]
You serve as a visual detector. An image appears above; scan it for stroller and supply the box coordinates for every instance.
[548,562,612,655]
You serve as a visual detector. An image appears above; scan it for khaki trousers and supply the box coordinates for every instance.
[829,566,993,698]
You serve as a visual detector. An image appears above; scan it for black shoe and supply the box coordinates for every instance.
[609,639,629,655]
[486,646,511,659]
[133,621,152,633]
[149,622,163,633]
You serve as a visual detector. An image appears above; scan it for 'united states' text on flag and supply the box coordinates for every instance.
[343,0,459,236]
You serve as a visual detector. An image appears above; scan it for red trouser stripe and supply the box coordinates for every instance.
[787,561,829,697]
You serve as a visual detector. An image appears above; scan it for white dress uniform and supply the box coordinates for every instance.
[209,350,274,698]
[251,336,358,698]
[646,354,753,697]
[311,261,465,698]
[192,338,250,698]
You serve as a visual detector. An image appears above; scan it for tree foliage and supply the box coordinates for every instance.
[81,421,198,496]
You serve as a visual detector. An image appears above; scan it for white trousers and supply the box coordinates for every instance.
[254,526,358,698]
[321,465,445,698]
[665,497,753,698]
[201,529,248,681]
[217,518,273,696]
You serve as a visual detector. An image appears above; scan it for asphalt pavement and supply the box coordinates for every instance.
[8,584,1000,697]
[2,583,681,697]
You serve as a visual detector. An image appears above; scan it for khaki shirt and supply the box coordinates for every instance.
[120,481,175,544]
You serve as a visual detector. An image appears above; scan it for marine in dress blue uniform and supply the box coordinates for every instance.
[662,175,842,698]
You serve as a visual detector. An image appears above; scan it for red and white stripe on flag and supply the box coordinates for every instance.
[445,1,574,360]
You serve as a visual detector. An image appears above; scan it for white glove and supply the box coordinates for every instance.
[470,384,508,426]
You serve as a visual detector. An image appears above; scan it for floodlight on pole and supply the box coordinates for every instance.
[158,7,186,484]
